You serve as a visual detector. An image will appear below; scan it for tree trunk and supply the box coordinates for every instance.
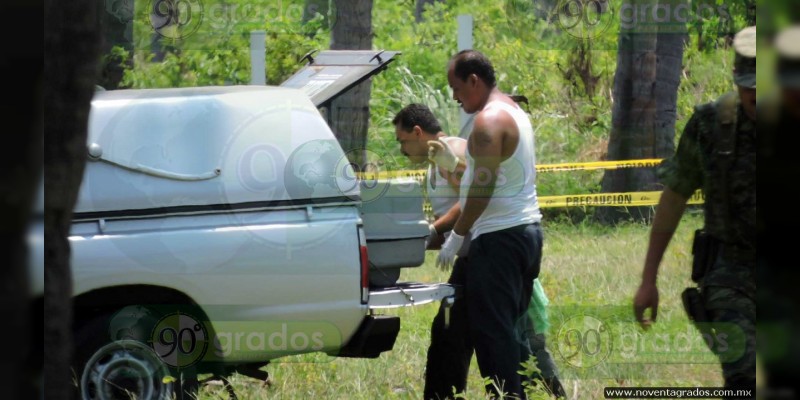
[744,0,755,26]
[652,30,684,162]
[97,0,133,89]
[415,0,442,22]
[303,0,332,29]
[533,0,558,20]
[44,0,100,397]
[596,0,685,224]
[330,0,373,168]
[1,2,43,397]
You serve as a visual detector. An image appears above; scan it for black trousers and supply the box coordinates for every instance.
[424,223,542,399]
[423,256,472,399]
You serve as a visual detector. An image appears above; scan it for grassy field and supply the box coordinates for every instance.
[196,212,723,399]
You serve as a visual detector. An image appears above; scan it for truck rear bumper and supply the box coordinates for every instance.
[334,283,455,358]
[330,315,400,358]
[368,282,456,309]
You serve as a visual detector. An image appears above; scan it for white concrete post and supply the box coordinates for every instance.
[250,30,266,85]
[456,15,473,134]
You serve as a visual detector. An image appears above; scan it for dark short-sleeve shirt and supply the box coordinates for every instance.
[657,97,756,250]
[658,107,709,199]
[658,95,756,297]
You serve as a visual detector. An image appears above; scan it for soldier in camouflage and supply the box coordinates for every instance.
[633,26,756,396]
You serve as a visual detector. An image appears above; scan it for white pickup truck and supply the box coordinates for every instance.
[63,50,454,399]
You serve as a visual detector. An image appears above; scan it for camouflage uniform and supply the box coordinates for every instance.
[657,27,756,391]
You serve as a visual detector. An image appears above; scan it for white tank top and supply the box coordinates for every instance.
[426,136,465,217]
[459,100,542,239]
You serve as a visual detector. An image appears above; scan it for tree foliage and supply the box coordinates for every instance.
[111,0,742,214]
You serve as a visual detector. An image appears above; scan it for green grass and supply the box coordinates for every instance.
[195,212,725,399]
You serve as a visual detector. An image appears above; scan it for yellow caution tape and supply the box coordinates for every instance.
[359,170,428,181]
[421,190,704,214]
[538,190,704,208]
[358,158,704,209]
[534,159,663,172]
[357,159,665,180]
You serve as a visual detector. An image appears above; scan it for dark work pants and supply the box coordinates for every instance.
[702,259,756,398]
[424,256,472,400]
[424,224,542,399]
[469,223,541,398]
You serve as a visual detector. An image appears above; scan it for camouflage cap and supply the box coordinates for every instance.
[733,26,756,89]
[776,26,800,88]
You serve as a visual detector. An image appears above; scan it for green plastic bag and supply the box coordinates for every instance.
[527,278,550,334]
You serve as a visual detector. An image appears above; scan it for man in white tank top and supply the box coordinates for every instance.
[394,103,565,399]
[433,49,550,399]
[454,107,565,398]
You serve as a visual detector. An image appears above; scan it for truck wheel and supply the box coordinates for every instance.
[73,306,199,400]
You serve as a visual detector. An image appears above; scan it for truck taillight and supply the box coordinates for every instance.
[360,245,369,300]
[358,227,369,304]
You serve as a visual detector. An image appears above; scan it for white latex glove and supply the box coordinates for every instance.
[425,224,438,249]
[427,139,459,173]
[436,232,464,271]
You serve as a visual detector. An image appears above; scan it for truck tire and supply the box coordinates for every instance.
[72,305,199,400]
